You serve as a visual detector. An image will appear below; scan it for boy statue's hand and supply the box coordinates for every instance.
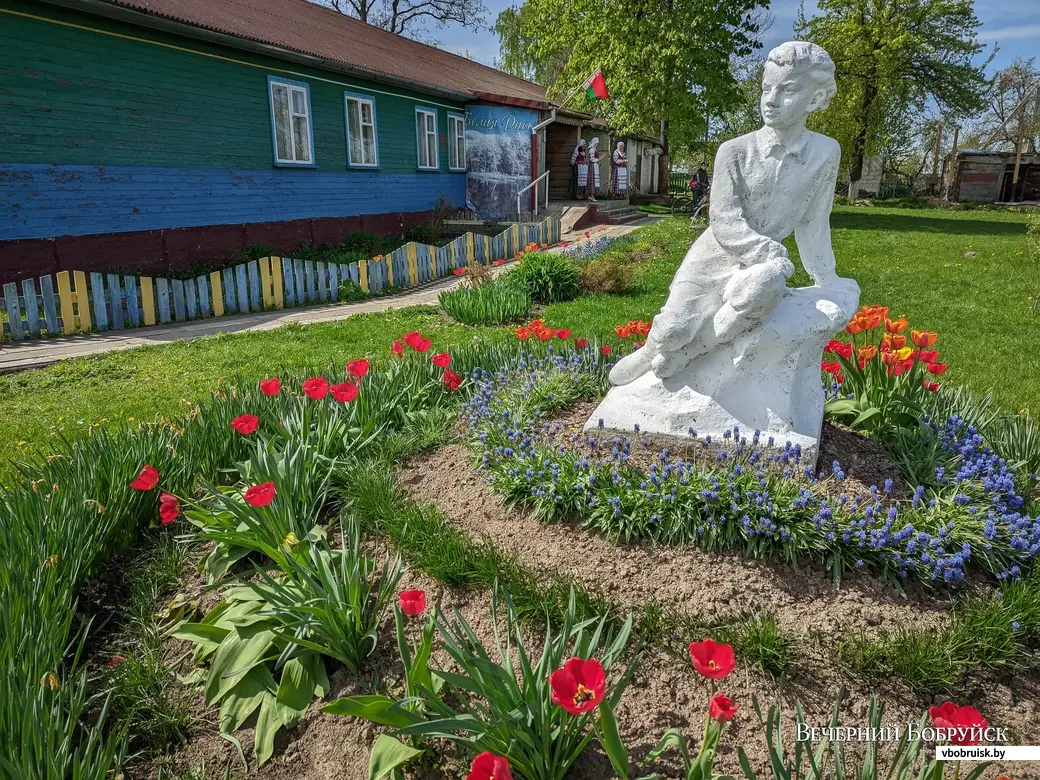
[765,243,795,279]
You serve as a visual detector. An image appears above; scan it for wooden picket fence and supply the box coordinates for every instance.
[0,218,561,342]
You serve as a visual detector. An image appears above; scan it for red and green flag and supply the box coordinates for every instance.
[583,69,610,100]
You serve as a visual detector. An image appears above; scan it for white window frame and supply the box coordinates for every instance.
[415,107,439,171]
[344,92,379,168]
[447,112,467,171]
[268,77,315,166]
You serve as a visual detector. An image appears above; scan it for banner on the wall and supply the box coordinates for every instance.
[465,105,539,219]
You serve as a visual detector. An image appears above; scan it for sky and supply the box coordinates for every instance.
[435,0,1040,74]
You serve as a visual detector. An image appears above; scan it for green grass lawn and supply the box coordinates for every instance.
[0,205,1034,485]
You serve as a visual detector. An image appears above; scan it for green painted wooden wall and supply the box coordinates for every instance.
[0,0,465,173]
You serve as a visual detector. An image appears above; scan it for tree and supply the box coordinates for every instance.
[796,0,991,197]
[310,0,486,41]
[982,58,1040,154]
[494,0,768,171]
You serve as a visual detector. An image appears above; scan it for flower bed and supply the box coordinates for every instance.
[2,314,1038,778]
[466,345,1038,585]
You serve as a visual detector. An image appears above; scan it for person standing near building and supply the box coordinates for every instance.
[570,139,588,199]
[588,137,601,201]
[612,142,629,198]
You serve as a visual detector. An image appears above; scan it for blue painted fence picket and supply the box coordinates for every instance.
[2,217,561,342]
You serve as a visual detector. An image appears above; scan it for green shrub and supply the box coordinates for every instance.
[439,277,531,325]
[403,223,435,245]
[578,253,635,294]
[510,252,581,303]
[340,230,384,256]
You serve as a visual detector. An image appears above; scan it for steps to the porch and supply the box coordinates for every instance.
[524,199,645,232]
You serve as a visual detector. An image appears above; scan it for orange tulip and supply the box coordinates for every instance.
[882,333,907,351]
[844,319,862,335]
[615,324,632,338]
[885,317,908,334]
[865,314,885,330]
[911,330,937,348]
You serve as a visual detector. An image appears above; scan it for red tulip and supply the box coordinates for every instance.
[391,340,404,356]
[130,465,159,491]
[918,349,938,363]
[330,382,358,403]
[515,327,531,340]
[259,378,281,397]
[929,702,987,745]
[467,752,513,780]
[231,414,259,435]
[575,338,589,349]
[823,340,853,359]
[442,369,463,392]
[821,360,842,375]
[432,352,451,368]
[922,380,941,392]
[415,337,432,353]
[602,345,612,355]
[347,359,370,378]
[835,372,845,384]
[555,329,571,340]
[302,377,329,400]
[550,657,606,715]
[403,331,423,349]
[584,231,591,238]
[537,329,553,341]
[492,259,505,266]
[689,639,735,680]
[709,693,740,722]
[453,267,467,276]
[106,654,126,670]
[244,481,276,508]
[398,589,426,616]
[159,493,180,525]
[926,362,947,375]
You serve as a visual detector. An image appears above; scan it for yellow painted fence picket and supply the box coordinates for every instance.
[1,217,562,343]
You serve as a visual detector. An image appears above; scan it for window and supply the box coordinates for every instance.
[447,113,466,171]
[345,93,378,167]
[416,107,438,170]
[269,78,314,165]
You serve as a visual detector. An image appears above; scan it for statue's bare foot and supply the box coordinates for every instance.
[651,351,689,379]
[608,348,653,386]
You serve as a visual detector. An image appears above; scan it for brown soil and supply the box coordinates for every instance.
[392,441,1040,780]
[145,418,1039,780]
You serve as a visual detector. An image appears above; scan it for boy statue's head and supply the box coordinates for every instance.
[760,41,836,131]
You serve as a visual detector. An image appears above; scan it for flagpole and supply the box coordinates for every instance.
[554,69,602,111]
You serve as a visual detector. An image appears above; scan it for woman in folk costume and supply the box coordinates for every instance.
[611,141,629,198]
[570,139,588,199]
[587,137,601,201]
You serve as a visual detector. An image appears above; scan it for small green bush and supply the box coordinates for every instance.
[510,252,581,303]
[439,276,531,325]
[340,230,384,256]
[404,223,435,245]
[578,253,635,294]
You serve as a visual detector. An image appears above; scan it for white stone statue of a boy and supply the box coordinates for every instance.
[589,41,859,459]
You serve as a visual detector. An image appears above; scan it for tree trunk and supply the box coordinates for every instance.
[848,81,878,199]
[658,117,669,195]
